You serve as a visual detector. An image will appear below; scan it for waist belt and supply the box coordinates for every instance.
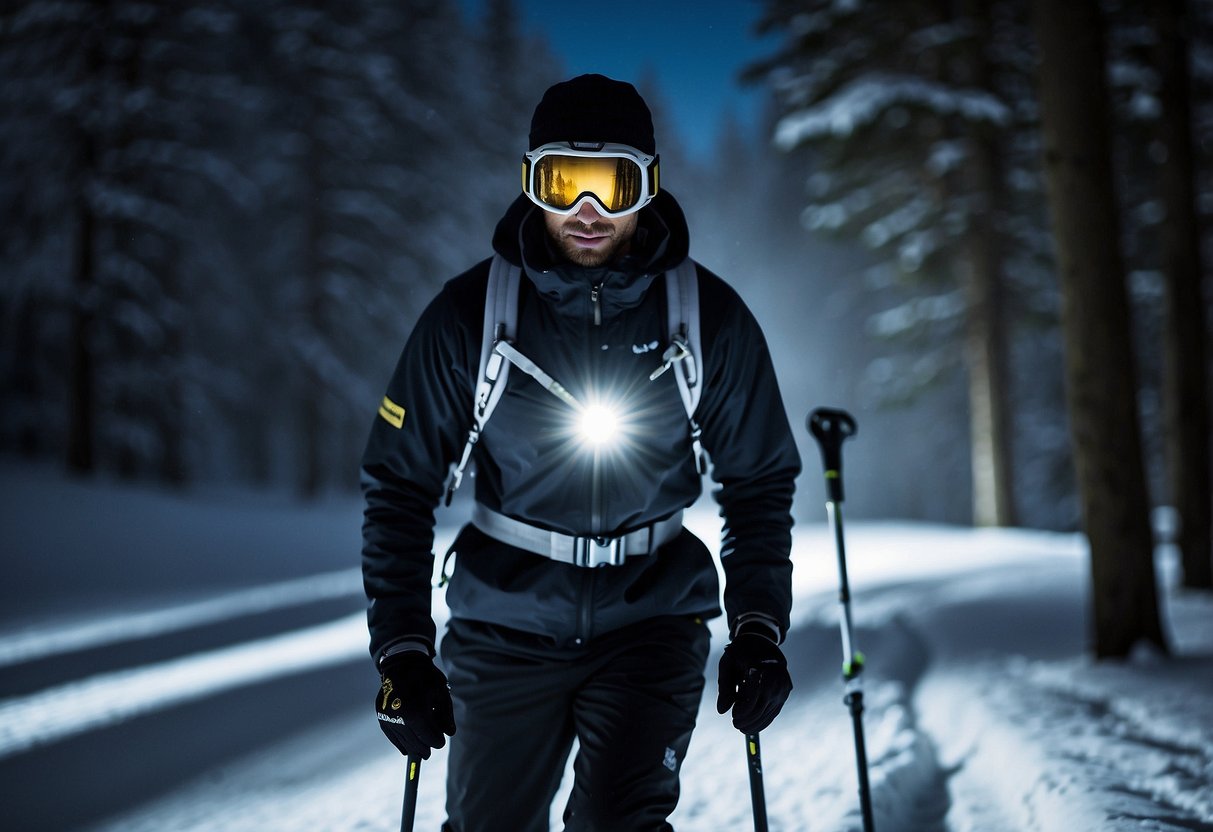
[470,503,684,568]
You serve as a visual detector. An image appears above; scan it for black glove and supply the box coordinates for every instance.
[375,651,456,759]
[716,629,792,734]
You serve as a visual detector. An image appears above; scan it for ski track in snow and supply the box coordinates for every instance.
[922,656,1213,832]
[913,560,1213,832]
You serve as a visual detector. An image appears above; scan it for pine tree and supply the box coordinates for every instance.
[1152,0,1212,589]
[1031,0,1167,657]
[469,0,561,212]
[1096,0,1212,589]
[0,0,258,484]
[747,0,1027,526]
[0,0,565,495]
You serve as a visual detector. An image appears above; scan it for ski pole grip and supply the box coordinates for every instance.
[807,407,857,503]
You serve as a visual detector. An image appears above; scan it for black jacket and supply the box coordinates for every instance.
[361,191,801,661]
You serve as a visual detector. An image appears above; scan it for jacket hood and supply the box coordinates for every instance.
[490,190,691,319]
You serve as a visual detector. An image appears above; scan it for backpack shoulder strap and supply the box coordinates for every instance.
[665,257,703,417]
[664,258,707,473]
[444,254,520,504]
[475,254,521,425]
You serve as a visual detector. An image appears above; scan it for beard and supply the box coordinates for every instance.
[548,215,637,267]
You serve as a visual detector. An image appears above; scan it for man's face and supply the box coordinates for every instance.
[543,200,639,268]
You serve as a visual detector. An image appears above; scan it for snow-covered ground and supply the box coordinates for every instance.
[3,466,1212,831]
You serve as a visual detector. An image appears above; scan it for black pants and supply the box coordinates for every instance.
[440,615,711,832]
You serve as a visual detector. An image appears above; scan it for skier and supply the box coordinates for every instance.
[362,74,800,831]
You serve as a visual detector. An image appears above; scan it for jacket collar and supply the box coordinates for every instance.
[491,191,691,319]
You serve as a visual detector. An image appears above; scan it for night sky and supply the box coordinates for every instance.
[461,0,779,160]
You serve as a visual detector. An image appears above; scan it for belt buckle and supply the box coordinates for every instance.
[573,536,624,568]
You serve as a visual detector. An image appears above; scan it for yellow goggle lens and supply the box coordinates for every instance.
[532,154,645,213]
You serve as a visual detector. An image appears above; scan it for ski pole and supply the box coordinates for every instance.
[745,732,769,832]
[807,407,875,832]
[400,755,421,832]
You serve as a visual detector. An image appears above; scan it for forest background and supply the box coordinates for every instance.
[2,1,1210,650]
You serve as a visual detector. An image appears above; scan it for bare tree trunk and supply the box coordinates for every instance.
[960,220,1016,527]
[1030,0,1168,657]
[65,3,110,475]
[157,257,187,487]
[1155,0,1212,589]
[300,129,325,500]
[67,190,96,475]
[952,0,1017,527]
[13,297,44,456]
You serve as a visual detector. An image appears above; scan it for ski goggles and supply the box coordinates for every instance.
[522,142,659,218]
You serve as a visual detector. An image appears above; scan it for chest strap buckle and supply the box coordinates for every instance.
[572,536,625,568]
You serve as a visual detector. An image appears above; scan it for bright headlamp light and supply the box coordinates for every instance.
[579,404,620,446]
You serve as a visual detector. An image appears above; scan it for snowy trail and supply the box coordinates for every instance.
[0,614,367,758]
[72,536,1213,832]
[82,625,953,832]
[77,594,963,832]
[0,569,361,668]
[73,602,956,832]
[673,617,953,832]
[922,659,1213,832]
[904,557,1213,832]
[6,463,1211,832]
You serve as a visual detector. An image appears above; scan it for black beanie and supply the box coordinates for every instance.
[528,74,655,154]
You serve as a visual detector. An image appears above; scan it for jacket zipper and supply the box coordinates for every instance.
[576,570,593,646]
[589,281,606,534]
[576,281,604,646]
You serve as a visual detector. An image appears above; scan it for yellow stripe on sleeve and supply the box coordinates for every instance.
[378,396,405,429]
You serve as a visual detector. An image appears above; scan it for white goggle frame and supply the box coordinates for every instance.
[522,141,659,218]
